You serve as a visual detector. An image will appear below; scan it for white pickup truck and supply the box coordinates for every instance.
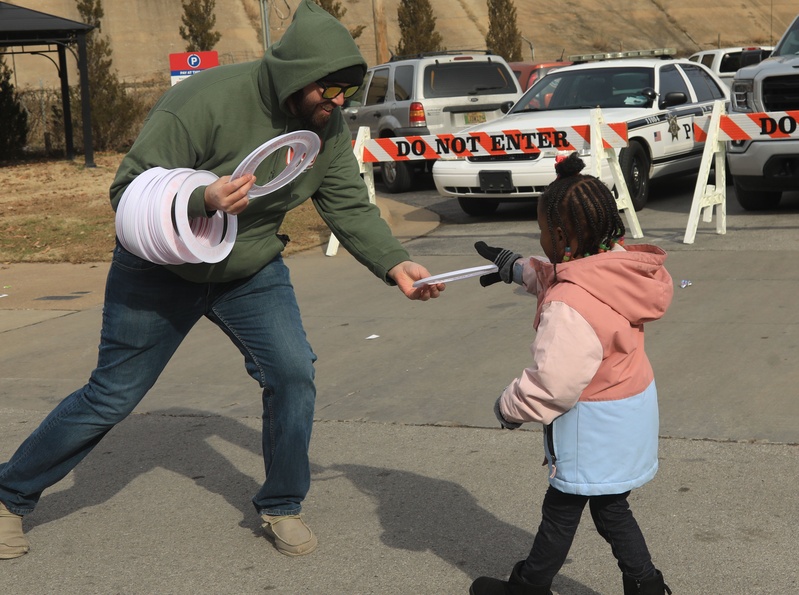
[688,46,773,89]
[727,15,799,210]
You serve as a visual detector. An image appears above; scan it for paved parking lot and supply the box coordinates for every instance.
[1,179,798,593]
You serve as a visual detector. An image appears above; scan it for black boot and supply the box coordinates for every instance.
[469,561,553,595]
[622,569,672,594]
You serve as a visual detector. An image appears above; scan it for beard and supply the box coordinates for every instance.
[291,91,334,134]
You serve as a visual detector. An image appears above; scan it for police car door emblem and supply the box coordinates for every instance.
[667,114,680,140]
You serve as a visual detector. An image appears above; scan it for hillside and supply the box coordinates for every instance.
[9,0,797,89]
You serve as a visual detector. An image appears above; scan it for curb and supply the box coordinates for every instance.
[0,195,441,318]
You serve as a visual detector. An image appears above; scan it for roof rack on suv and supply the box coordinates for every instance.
[568,48,676,63]
[389,49,494,62]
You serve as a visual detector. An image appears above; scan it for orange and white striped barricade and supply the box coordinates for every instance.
[588,107,642,238]
[326,126,377,256]
[687,103,799,243]
[684,100,727,244]
[361,112,640,237]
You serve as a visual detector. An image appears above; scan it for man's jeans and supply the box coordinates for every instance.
[0,244,317,517]
[520,486,656,585]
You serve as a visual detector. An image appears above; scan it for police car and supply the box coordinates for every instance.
[432,49,729,215]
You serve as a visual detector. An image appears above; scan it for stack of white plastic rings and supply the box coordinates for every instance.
[115,130,322,265]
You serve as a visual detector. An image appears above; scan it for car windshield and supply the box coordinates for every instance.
[773,17,799,56]
[423,62,518,98]
[510,66,655,112]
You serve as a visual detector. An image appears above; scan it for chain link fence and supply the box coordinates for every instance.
[13,50,263,156]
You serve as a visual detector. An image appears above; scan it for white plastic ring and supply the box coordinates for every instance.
[231,130,322,198]
[116,168,236,265]
[116,131,319,264]
[173,170,238,264]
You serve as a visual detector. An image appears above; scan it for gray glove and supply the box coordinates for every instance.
[474,241,521,286]
[494,396,522,430]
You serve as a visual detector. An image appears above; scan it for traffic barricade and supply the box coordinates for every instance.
[336,110,643,248]
[687,101,799,243]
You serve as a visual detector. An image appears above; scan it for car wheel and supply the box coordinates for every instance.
[457,197,499,216]
[734,178,781,210]
[381,161,413,193]
[619,142,650,211]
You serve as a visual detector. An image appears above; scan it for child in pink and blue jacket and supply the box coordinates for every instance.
[470,152,674,595]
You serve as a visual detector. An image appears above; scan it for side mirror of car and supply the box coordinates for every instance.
[500,100,515,114]
[639,87,658,108]
[641,87,657,101]
[660,91,688,108]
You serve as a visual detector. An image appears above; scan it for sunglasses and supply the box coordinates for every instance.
[317,81,360,100]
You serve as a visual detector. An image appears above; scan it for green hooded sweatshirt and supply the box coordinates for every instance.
[110,0,409,283]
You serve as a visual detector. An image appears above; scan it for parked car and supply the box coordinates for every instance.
[342,51,522,193]
[509,60,572,91]
[688,46,773,89]
[727,15,799,210]
[432,50,729,215]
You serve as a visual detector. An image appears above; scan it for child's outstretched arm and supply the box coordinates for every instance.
[474,242,523,286]
[475,241,547,296]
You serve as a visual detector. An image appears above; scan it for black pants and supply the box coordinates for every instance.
[520,486,656,586]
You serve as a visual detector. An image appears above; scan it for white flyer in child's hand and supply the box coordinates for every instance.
[412,264,498,288]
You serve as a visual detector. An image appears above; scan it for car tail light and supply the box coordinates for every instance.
[409,102,426,127]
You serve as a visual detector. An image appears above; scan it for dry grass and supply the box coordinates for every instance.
[0,153,330,263]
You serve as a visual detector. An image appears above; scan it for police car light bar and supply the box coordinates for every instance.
[567,48,676,62]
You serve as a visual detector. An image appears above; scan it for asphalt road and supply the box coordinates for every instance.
[367,170,799,444]
[1,169,798,593]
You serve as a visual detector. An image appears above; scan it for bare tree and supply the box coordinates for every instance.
[69,0,144,151]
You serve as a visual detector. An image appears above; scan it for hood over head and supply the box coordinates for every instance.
[544,244,673,325]
[319,64,366,85]
[264,0,368,109]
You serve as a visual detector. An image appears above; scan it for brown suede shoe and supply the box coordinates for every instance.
[0,502,30,560]
[260,514,317,556]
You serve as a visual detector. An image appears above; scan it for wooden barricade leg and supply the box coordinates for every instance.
[590,108,643,239]
[683,100,727,244]
[326,127,376,256]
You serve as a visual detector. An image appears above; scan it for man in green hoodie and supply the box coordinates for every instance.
[0,0,444,560]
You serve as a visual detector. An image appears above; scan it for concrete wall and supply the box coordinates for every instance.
[7,0,797,89]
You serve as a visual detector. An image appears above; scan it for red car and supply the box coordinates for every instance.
[509,60,573,90]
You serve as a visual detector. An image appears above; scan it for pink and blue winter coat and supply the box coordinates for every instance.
[499,244,673,495]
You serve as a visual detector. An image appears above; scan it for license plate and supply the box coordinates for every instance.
[464,112,486,125]
[479,171,513,192]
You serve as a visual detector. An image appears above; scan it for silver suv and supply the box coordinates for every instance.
[343,51,522,192]
[727,14,799,210]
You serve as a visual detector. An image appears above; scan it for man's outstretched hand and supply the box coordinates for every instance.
[388,261,446,301]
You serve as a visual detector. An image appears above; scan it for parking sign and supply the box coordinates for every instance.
[169,51,219,86]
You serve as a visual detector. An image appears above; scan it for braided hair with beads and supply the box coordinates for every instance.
[540,152,625,264]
